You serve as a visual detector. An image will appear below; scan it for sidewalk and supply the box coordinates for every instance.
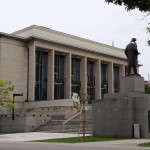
[0,132,149,148]
[0,132,79,142]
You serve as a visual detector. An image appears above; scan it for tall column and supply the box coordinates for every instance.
[47,49,54,100]
[81,56,87,94]
[65,53,71,99]
[95,59,101,99]
[119,64,125,92]
[28,43,36,101]
[108,62,114,94]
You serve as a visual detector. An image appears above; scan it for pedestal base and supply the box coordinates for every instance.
[124,75,144,93]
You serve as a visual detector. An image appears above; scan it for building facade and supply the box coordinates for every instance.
[0,25,127,109]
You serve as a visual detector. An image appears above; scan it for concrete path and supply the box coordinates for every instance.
[0,132,79,142]
[0,132,150,150]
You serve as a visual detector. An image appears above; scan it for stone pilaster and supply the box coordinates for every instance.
[108,62,114,94]
[81,56,87,94]
[64,53,71,99]
[119,64,125,92]
[47,49,54,100]
[28,43,36,101]
[95,59,101,99]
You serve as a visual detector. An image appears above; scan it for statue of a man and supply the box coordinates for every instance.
[125,38,140,75]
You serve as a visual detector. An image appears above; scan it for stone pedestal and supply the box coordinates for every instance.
[124,75,144,93]
[92,75,150,138]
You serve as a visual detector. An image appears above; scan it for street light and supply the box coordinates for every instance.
[12,93,23,120]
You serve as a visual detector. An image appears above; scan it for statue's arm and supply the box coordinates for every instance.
[134,44,140,55]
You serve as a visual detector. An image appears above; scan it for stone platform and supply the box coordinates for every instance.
[92,75,150,138]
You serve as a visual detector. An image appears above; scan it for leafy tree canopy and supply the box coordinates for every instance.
[0,80,15,109]
[147,23,150,45]
[145,83,150,94]
[105,0,150,12]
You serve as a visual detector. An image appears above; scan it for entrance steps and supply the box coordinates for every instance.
[34,106,92,134]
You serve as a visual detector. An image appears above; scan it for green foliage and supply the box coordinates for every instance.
[138,142,150,147]
[72,89,90,113]
[0,80,15,109]
[147,23,150,45]
[72,90,90,139]
[145,84,150,94]
[105,0,150,12]
[31,136,132,143]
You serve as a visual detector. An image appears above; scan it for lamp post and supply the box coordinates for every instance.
[12,93,23,120]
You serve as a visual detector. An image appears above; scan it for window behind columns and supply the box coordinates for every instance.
[101,63,108,98]
[113,65,120,93]
[54,54,65,99]
[148,111,150,133]
[72,58,81,95]
[87,61,95,104]
[35,50,48,101]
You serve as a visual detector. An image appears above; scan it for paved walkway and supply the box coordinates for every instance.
[0,132,150,149]
[0,132,79,142]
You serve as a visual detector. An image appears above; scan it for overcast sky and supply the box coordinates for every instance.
[0,0,149,80]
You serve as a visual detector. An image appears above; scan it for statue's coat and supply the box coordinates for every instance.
[125,42,139,67]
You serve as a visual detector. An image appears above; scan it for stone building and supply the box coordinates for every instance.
[0,25,127,132]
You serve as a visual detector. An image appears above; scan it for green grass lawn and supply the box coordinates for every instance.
[32,136,131,143]
[138,142,150,147]
[0,133,8,135]
[0,133,14,135]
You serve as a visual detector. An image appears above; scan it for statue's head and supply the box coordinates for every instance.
[131,38,136,42]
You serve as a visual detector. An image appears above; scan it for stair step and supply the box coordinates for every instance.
[34,109,92,133]
[38,128,92,133]
[36,126,92,131]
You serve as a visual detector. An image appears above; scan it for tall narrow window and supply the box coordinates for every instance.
[148,111,150,133]
[101,63,108,98]
[54,54,65,99]
[72,58,81,95]
[87,61,95,104]
[114,65,120,93]
[35,51,48,101]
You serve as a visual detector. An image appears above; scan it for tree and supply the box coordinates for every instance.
[147,23,150,45]
[145,83,150,94]
[72,90,90,139]
[105,0,150,45]
[0,80,15,109]
[105,0,150,12]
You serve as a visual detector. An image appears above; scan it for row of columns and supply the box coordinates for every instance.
[28,46,125,102]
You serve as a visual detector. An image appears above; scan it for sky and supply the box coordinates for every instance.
[0,0,149,80]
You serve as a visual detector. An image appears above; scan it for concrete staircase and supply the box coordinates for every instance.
[35,106,92,134]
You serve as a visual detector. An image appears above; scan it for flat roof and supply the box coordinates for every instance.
[11,25,126,59]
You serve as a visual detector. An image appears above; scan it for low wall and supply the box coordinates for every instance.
[0,115,50,133]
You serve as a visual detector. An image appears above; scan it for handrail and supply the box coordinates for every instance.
[62,112,81,125]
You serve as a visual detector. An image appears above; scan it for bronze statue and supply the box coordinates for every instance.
[125,38,140,75]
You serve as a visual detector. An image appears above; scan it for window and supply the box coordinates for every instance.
[114,65,120,93]
[35,51,48,101]
[148,111,150,133]
[72,58,81,95]
[54,54,65,99]
[101,63,108,98]
[87,61,95,104]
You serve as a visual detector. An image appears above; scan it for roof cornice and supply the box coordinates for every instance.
[25,36,126,61]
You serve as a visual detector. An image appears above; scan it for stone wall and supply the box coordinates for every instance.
[92,92,150,138]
